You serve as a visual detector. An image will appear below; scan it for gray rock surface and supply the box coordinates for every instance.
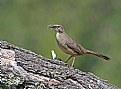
[0,41,119,89]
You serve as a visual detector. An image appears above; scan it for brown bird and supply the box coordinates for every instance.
[48,24,111,66]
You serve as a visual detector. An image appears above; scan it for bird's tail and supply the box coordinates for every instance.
[86,50,111,60]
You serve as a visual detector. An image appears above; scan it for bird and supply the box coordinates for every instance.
[48,24,111,66]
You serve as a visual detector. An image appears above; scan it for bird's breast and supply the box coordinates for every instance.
[56,33,66,45]
[56,33,78,55]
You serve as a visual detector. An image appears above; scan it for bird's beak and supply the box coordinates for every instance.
[47,25,53,29]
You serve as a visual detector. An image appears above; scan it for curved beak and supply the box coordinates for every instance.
[47,25,54,29]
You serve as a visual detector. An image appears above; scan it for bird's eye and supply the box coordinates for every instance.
[53,26,56,28]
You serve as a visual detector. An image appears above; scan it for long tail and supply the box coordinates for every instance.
[86,50,111,60]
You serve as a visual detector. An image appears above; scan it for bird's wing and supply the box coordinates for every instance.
[66,37,85,55]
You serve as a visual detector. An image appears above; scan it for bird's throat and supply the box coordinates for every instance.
[56,32,60,39]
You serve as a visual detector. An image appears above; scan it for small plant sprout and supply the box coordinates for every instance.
[51,50,57,59]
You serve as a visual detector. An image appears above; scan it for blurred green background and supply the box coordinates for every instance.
[0,0,121,88]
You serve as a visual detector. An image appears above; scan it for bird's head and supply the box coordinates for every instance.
[47,24,64,33]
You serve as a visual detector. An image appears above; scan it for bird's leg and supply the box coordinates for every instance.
[65,55,72,63]
[71,57,76,67]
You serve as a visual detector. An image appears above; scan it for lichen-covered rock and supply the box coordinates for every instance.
[0,41,119,89]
